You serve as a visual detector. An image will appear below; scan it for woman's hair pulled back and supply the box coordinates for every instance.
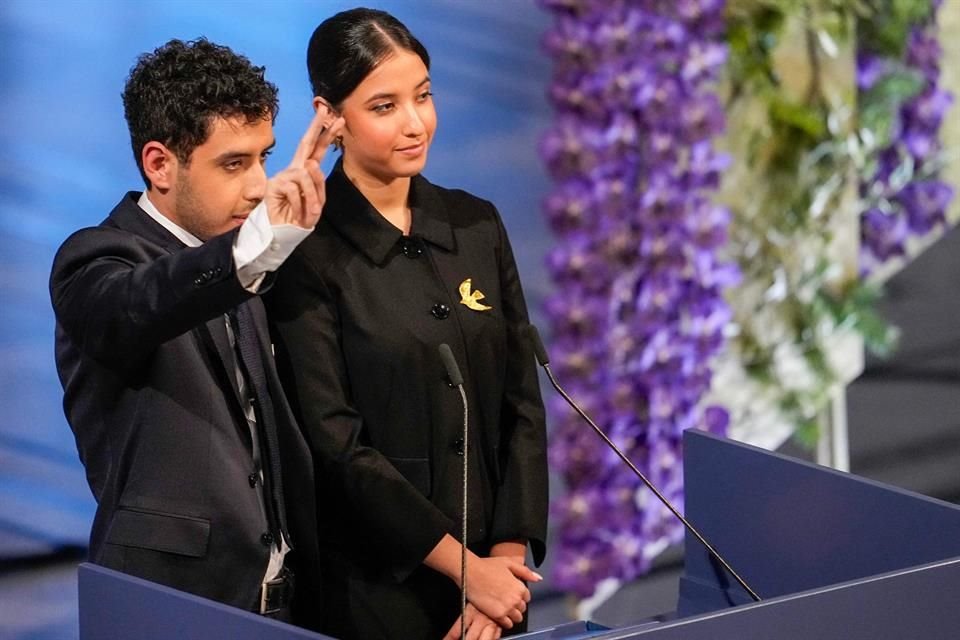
[307,8,431,107]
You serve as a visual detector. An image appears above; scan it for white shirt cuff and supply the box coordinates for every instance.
[233,202,314,292]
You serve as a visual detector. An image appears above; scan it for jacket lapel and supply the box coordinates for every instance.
[108,192,250,430]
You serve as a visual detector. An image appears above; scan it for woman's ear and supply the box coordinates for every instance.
[313,95,338,114]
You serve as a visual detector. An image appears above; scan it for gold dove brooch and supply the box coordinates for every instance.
[459,278,492,311]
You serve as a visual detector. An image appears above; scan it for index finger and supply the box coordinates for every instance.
[291,104,335,168]
[309,115,345,166]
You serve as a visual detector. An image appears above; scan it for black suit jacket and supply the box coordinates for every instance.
[266,165,548,639]
[50,193,321,626]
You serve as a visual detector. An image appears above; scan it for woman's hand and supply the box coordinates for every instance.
[463,555,539,629]
[424,535,542,629]
[442,603,502,640]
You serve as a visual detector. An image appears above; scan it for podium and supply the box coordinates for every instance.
[79,430,960,639]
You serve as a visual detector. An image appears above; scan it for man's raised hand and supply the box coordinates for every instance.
[265,104,345,229]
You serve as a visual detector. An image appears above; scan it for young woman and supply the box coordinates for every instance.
[267,9,548,639]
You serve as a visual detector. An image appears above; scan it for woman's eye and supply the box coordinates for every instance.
[418,91,433,102]
[372,102,394,114]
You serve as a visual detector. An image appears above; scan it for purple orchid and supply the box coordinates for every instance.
[860,5,953,269]
[540,0,737,596]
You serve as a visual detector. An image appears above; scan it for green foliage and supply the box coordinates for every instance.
[793,419,821,449]
[720,0,920,449]
[859,69,926,146]
[858,0,933,56]
[726,4,786,92]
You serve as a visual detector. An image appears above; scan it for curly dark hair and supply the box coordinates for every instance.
[122,38,279,186]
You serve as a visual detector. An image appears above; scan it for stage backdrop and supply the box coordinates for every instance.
[0,0,553,557]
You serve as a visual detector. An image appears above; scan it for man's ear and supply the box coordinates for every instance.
[141,141,178,191]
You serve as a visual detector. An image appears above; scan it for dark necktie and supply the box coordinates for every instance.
[228,301,288,549]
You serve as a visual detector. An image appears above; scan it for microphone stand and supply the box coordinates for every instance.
[526,325,761,603]
[439,344,470,640]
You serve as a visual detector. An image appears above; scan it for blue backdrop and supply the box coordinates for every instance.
[0,0,553,558]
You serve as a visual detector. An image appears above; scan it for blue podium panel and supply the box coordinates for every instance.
[80,431,960,639]
[679,429,960,614]
[587,556,960,639]
[78,563,332,640]
[513,620,615,639]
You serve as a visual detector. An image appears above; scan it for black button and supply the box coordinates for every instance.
[194,278,203,286]
[452,436,465,456]
[261,532,274,547]
[248,473,258,488]
[214,267,223,276]
[431,303,450,320]
[401,239,423,259]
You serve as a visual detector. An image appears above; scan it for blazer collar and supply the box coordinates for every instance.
[323,160,455,265]
[106,192,190,253]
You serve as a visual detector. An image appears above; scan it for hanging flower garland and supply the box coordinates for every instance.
[539,0,953,603]
[713,0,951,451]
[539,0,735,599]
[859,0,954,271]
[709,2,874,451]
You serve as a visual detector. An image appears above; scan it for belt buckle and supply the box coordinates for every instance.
[259,574,286,615]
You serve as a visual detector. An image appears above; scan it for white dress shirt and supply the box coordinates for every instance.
[137,192,311,291]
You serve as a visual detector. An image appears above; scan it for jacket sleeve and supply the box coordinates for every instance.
[487,206,549,566]
[50,226,254,368]
[267,247,454,582]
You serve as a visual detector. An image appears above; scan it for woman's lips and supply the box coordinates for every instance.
[396,142,426,157]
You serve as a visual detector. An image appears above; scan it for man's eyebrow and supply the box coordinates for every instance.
[213,150,253,163]
[213,140,276,163]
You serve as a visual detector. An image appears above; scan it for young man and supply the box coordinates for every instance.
[50,38,342,627]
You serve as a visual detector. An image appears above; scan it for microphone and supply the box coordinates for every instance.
[439,343,470,639]
[525,325,761,602]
